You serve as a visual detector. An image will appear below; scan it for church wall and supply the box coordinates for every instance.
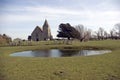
[31,28,43,41]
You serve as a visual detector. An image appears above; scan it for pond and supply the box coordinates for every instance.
[10,49,111,57]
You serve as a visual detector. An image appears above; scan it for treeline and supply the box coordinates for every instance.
[57,23,120,41]
[0,23,120,46]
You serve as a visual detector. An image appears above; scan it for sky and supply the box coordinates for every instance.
[0,0,120,39]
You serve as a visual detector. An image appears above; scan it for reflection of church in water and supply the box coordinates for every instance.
[28,19,53,41]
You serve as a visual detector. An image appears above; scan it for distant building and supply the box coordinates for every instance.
[28,19,53,41]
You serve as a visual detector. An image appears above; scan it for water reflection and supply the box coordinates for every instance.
[10,49,111,57]
[59,50,80,57]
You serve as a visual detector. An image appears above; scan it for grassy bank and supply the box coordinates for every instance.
[0,40,120,80]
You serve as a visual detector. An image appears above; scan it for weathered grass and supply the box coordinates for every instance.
[0,40,120,80]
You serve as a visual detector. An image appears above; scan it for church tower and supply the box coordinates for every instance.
[43,19,52,40]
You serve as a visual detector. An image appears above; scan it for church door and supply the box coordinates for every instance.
[36,38,39,41]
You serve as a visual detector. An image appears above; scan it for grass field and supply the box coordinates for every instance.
[0,40,120,80]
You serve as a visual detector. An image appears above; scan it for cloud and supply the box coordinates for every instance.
[0,0,120,39]
[25,6,81,15]
[1,6,120,22]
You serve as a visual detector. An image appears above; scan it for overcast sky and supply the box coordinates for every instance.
[0,0,120,39]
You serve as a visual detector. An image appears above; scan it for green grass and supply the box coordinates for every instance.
[0,40,120,80]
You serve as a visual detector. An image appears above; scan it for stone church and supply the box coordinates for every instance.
[28,20,53,41]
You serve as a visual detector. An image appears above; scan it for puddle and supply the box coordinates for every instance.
[10,49,111,57]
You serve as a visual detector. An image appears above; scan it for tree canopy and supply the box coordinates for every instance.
[57,23,80,40]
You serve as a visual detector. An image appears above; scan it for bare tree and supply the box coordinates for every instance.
[98,27,105,40]
[75,25,84,38]
[84,29,92,41]
[90,31,98,40]
[104,31,108,39]
[115,23,120,38]
[75,24,92,41]
[110,28,117,39]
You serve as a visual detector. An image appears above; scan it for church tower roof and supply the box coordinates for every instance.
[43,19,50,28]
